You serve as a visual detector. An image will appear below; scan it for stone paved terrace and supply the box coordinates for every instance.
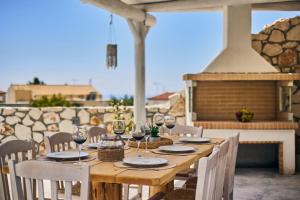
[234,168,300,200]
[132,168,300,200]
[140,168,300,200]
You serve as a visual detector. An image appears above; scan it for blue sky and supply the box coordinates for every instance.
[0,0,299,99]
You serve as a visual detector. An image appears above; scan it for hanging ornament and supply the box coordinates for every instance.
[106,14,117,69]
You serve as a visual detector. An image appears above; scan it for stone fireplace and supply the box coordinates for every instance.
[184,74,300,175]
[183,5,300,174]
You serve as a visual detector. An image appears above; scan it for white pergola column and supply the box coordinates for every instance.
[127,20,150,128]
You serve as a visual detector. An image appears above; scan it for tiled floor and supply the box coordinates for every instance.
[234,168,300,200]
[135,168,300,200]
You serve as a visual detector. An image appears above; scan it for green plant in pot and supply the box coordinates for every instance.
[150,126,160,142]
[236,108,254,122]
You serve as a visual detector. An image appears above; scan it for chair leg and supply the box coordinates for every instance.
[123,184,130,200]
[229,191,233,200]
[137,185,143,198]
[193,161,199,176]
[223,191,233,200]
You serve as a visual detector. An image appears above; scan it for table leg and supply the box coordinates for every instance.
[278,142,284,174]
[91,182,122,200]
[149,181,174,197]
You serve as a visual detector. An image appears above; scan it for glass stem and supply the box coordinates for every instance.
[145,137,148,152]
[137,141,140,156]
[78,144,81,163]
[126,138,130,148]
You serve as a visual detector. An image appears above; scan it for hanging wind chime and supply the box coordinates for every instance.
[106,14,117,69]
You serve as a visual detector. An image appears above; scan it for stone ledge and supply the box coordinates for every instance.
[193,121,298,130]
[183,73,300,81]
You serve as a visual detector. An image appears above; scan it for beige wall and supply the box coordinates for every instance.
[0,94,5,103]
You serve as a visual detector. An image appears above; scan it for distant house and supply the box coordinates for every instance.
[7,84,102,106]
[147,92,175,106]
[0,91,6,103]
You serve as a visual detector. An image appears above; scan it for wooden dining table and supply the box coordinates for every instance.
[88,137,224,200]
[1,137,224,200]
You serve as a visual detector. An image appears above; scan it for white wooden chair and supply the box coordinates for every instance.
[44,132,78,194]
[214,139,230,200]
[44,132,74,153]
[223,133,240,200]
[195,147,220,200]
[0,140,36,200]
[87,126,106,143]
[185,139,230,199]
[148,147,220,200]
[160,125,203,137]
[8,160,90,200]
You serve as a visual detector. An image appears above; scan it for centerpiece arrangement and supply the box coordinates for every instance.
[128,113,174,149]
[97,99,132,162]
[236,108,254,122]
[97,133,124,162]
[149,125,160,142]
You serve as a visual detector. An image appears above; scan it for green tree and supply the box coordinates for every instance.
[109,95,134,133]
[30,95,75,107]
[28,77,45,85]
[109,95,133,106]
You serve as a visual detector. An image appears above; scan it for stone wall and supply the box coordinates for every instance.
[252,16,300,72]
[251,16,300,171]
[251,16,300,120]
[0,98,185,145]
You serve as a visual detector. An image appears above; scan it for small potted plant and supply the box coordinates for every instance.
[150,125,160,142]
[236,108,254,122]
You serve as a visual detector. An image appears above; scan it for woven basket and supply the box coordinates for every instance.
[128,137,173,149]
[98,148,124,162]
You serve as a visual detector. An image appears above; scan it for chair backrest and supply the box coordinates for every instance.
[195,147,220,200]
[0,140,36,200]
[160,125,203,137]
[223,133,240,200]
[214,139,230,200]
[44,132,74,153]
[8,160,90,200]
[87,126,106,143]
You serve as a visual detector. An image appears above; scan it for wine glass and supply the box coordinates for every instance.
[72,126,87,165]
[141,123,151,153]
[154,113,164,127]
[164,115,176,136]
[113,120,125,137]
[132,132,145,156]
[124,122,135,149]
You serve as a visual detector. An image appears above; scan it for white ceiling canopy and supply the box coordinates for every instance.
[121,0,300,12]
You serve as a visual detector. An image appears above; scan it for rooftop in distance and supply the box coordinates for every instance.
[6,84,102,106]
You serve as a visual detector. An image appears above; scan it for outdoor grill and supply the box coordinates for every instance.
[183,5,300,175]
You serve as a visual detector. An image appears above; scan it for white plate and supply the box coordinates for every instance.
[158,145,195,153]
[88,143,101,149]
[47,151,89,160]
[179,137,210,143]
[121,135,133,140]
[88,143,130,150]
[123,156,168,167]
